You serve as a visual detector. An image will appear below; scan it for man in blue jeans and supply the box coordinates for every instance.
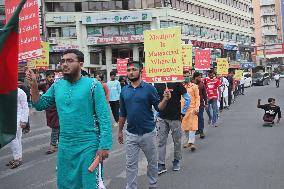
[193,72,207,138]
[118,61,171,189]
[204,70,221,127]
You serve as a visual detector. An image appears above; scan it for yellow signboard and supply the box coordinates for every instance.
[234,70,243,81]
[181,44,192,70]
[28,42,49,69]
[217,58,229,76]
[144,27,183,82]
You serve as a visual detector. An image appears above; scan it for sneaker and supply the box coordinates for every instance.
[10,160,22,169]
[172,160,180,171]
[208,120,212,125]
[195,130,200,135]
[158,164,167,175]
[200,132,205,139]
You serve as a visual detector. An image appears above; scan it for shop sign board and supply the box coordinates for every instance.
[87,35,144,45]
[82,12,152,24]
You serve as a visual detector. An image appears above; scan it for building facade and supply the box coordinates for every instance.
[253,0,284,67]
[43,0,254,79]
[0,0,5,29]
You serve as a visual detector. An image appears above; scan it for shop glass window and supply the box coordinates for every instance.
[195,26,201,36]
[62,27,77,38]
[104,26,119,36]
[87,26,103,37]
[160,21,169,28]
[135,25,143,34]
[143,24,151,31]
[47,27,62,37]
[182,25,189,35]
[120,25,135,35]
[189,25,194,35]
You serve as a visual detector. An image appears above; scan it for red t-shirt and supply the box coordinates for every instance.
[204,77,221,100]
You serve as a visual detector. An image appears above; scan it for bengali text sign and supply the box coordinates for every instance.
[144,27,183,82]
[116,58,128,76]
[195,49,211,70]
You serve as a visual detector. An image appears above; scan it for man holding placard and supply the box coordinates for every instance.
[118,61,171,189]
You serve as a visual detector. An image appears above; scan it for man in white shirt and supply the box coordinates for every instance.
[239,76,245,95]
[6,88,29,169]
[221,77,229,109]
[274,73,280,88]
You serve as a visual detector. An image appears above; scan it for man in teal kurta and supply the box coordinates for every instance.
[26,49,112,189]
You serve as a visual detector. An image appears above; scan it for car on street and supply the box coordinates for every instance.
[279,71,284,78]
[252,72,271,86]
[243,72,252,87]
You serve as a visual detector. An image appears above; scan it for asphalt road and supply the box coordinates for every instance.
[0,79,284,189]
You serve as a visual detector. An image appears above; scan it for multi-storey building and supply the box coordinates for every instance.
[43,0,254,79]
[0,0,5,29]
[253,0,284,67]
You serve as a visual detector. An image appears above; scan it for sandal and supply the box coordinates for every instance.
[46,145,57,154]
[6,160,15,166]
[10,160,22,169]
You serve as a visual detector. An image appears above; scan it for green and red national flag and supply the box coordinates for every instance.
[0,0,26,149]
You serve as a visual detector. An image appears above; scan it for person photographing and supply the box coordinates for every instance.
[257,98,281,125]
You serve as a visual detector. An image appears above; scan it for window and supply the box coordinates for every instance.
[90,52,100,65]
[128,0,142,9]
[47,27,62,37]
[120,25,135,35]
[62,27,77,38]
[88,2,102,11]
[87,26,103,36]
[103,26,119,36]
[135,25,144,34]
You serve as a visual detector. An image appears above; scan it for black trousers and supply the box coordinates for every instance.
[240,84,245,94]
[276,80,280,88]
[228,88,233,105]
[110,100,120,123]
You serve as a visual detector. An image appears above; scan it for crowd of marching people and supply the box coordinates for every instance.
[6,49,262,189]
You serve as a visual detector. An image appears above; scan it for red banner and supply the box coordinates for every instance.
[195,49,211,70]
[5,0,42,61]
[116,58,128,76]
[87,35,144,45]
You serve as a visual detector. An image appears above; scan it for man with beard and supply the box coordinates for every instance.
[193,72,207,139]
[118,61,171,189]
[38,71,60,154]
[26,49,112,189]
